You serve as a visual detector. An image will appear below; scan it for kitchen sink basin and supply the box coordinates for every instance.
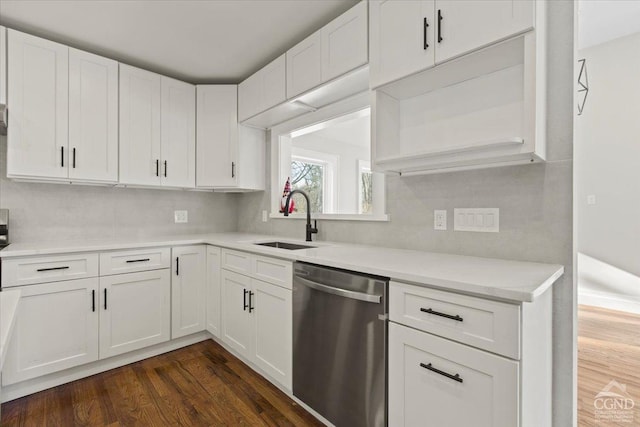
[255,241,315,250]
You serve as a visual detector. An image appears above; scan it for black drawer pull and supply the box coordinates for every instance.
[248,291,254,313]
[36,266,70,272]
[164,160,167,177]
[423,17,429,50]
[176,257,180,276]
[420,307,463,322]
[104,288,108,310]
[437,9,443,43]
[92,290,95,312]
[73,148,76,168]
[420,362,463,383]
[61,146,64,167]
[243,289,249,311]
[156,159,159,177]
[126,258,150,263]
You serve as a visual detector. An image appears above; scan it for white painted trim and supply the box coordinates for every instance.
[579,290,640,315]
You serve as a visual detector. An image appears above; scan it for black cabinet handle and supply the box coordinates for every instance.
[248,291,254,313]
[104,288,108,310]
[164,160,167,177]
[156,159,159,177]
[92,289,95,312]
[420,307,463,322]
[423,17,429,50]
[420,362,463,383]
[126,258,150,263]
[176,257,179,276]
[61,146,64,167]
[73,148,76,168]
[437,9,443,43]
[36,266,69,272]
[231,162,235,178]
[243,289,249,311]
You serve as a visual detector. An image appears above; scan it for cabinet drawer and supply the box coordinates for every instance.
[221,249,252,275]
[100,247,170,275]
[252,255,292,290]
[390,281,520,359]
[2,253,99,287]
[389,323,519,427]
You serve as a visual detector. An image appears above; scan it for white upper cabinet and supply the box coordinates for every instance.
[321,0,368,82]
[196,85,265,190]
[286,31,322,99]
[7,30,69,179]
[370,0,435,88]
[238,54,286,122]
[119,64,162,186]
[434,0,534,63]
[0,26,7,108]
[68,48,118,183]
[160,76,196,188]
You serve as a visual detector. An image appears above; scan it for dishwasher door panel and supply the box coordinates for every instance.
[293,263,387,427]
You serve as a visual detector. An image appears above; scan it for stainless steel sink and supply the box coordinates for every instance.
[255,241,315,250]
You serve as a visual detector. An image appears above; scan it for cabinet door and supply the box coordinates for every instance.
[0,26,6,106]
[369,0,435,88]
[220,270,252,359]
[161,76,196,188]
[286,31,322,99]
[68,48,118,183]
[2,278,99,385]
[119,64,161,186]
[261,54,287,111]
[251,279,292,389]
[321,1,368,82]
[99,269,170,359]
[388,323,519,427]
[434,0,534,63]
[171,245,206,339]
[238,71,261,122]
[205,246,222,337]
[7,30,68,179]
[195,85,238,187]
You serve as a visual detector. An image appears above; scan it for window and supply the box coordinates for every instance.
[271,93,387,221]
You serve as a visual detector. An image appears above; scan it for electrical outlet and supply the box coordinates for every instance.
[434,210,447,230]
[262,210,268,222]
[174,210,188,223]
[454,208,499,232]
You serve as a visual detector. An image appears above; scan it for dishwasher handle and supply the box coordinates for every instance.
[295,276,382,303]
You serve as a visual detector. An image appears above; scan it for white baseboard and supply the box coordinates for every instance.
[578,290,640,315]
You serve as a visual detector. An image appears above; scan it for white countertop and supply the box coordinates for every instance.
[0,289,21,370]
[0,233,564,303]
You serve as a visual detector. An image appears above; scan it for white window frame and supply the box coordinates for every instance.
[270,92,388,221]
[357,159,372,214]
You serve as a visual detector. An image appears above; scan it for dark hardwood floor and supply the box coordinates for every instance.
[578,305,640,426]
[1,339,323,427]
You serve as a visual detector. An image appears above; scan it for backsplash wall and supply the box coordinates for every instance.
[0,135,239,243]
[237,2,575,426]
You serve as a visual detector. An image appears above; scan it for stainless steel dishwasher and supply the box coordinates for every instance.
[293,262,388,427]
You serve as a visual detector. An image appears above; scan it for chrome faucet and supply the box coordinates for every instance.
[283,189,318,242]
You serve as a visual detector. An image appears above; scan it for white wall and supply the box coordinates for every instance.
[576,30,640,311]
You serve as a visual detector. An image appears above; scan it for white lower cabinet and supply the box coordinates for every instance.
[3,278,99,385]
[389,322,519,427]
[99,269,171,359]
[171,245,206,339]
[205,246,222,338]
[220,268,292,389]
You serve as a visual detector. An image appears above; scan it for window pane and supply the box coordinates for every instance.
[360,171,373,214]
[291,160,324,213]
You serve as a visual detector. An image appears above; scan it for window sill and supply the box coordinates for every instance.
[269,213,390,222]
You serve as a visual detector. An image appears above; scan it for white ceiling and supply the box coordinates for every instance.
[0,0,358,83]
[579,0,640,49]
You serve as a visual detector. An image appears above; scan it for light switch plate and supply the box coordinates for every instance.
[454,208,499,232]
[434,210,447,230]
[174,210,188,223]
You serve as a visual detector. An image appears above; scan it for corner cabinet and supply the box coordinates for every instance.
[388,281,552,427]
[370,0,544,175]
[171,245,206,339]
[120,64,195,188]
[196,85,265,191]
[238,54,287,123]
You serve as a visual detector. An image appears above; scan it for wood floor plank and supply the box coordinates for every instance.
[1,339,321,427]
[578,305,640,426]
